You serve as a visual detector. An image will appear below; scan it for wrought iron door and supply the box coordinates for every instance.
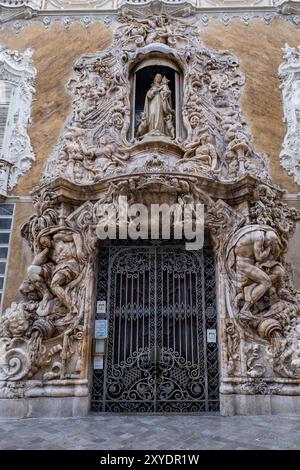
[92,241,219,412]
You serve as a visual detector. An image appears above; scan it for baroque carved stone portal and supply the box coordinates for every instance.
[138,73,175,139]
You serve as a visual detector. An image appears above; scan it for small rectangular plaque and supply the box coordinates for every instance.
[207,328,217,344]
[93,356,104,370]
[96,300,106,314]
[94,319,108,339]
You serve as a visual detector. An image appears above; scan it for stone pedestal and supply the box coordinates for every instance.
[0,396,89,418]
[220,394,300,416]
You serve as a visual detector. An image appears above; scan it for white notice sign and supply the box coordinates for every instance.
[93,356,104,370]
[96,300,106,314]
[207,329,217,344]
[94,319,108,338]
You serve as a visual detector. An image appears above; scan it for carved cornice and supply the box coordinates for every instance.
[32,174,282,207]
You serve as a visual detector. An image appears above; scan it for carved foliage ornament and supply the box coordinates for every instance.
[0,45,36,194]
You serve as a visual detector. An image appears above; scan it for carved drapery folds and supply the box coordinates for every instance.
[279,44,300,185]
[1,14,300,404]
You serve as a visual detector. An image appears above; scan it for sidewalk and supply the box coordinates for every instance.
[0,414,299,450]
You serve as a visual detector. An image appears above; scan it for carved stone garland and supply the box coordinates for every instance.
[1,14,300,408]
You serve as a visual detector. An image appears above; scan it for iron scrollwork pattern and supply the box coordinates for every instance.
[91,244,109,412]
[92,240,219,412]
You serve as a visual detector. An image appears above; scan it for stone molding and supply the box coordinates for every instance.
[1,0,300,29]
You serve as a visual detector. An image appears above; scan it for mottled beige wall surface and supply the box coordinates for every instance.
[201,17,300,194]
[2,17,300,307]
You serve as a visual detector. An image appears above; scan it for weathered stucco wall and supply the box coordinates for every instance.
[2,16,300,309]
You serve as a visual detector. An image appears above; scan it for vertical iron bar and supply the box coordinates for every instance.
[124,266,128,362]
[184,252,188,361]
[190,271,194,365]
[201,250,209,411]
[154,246,157,412]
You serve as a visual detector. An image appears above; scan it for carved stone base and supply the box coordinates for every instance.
[221,394,300,416]
[0,396,89,418]
[3,395,300,418]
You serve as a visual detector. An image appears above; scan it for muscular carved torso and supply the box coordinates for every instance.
[234,231,273,265]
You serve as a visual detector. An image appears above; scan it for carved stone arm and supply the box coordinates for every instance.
[31,246,50,267]
[254,236,271,263]
[72,233,86,262]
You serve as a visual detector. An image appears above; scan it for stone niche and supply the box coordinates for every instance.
[1,12,300,418]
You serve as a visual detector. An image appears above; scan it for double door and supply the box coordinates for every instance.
[92,241,219,412]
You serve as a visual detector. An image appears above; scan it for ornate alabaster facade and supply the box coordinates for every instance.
[1,2,300,417]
